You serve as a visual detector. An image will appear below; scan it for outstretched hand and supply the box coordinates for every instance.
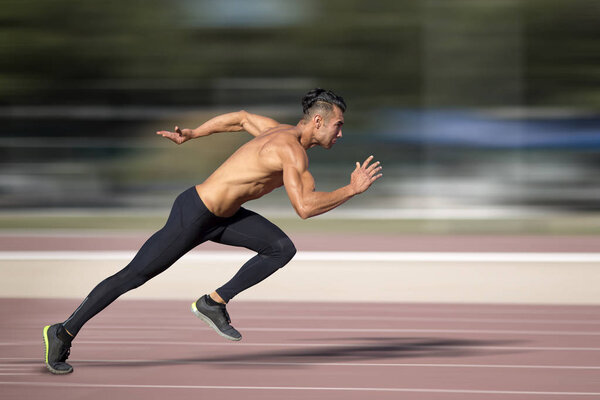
[350,155,383,194]
[156,126,194,145]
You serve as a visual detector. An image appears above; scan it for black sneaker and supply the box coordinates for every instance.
[43,324,73,374]
[191,295,242,341]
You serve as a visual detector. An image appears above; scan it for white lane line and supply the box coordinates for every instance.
[0,381,599,396]
[103,312,600,322]
[238,306,600,317]
[2,251,600,262]
[233,315,600,325]
[305,308,600,317]
[30,314,600,326]
[73,325,600,336]
[245,327,600,336]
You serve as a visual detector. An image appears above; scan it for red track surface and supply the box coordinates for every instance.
[2,233,599,398]
[2,298,600,399]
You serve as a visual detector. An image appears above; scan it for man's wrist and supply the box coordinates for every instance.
[346,184,358,197]
[190,128,201,138]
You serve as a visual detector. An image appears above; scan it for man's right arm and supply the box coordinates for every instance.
[156,111,279,144]
[282,144,382,219]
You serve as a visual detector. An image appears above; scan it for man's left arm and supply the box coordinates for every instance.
[156,111,279,144]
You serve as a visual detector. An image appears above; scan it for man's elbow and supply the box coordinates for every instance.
[297,211,310,220]
[295,204,312,220]
[237,110,249,125]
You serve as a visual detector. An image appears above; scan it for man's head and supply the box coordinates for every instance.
[301,88,346,149]
[302,88,347,117]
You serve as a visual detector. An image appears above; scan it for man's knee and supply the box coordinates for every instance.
[271,236,296,265]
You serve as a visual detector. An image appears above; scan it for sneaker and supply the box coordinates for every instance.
[42,324,73,374]
[191,295,242,341]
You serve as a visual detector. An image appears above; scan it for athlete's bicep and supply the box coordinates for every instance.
[241,112,279,137]
[283,165,314,197]
[282,154,315,219]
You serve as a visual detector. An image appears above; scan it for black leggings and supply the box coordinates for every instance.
[63,187,296,337]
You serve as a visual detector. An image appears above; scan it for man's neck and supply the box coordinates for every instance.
[296,120,316,149]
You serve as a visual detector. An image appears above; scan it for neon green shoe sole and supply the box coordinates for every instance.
[43,324,73,374]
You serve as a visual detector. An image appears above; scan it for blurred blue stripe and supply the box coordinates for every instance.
[378,110,600,149]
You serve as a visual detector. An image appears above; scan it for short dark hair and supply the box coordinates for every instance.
[302,88,347,116]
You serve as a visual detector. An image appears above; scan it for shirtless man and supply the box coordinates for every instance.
[43,88,382,374]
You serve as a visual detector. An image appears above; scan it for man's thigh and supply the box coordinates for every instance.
[212,208,290,253]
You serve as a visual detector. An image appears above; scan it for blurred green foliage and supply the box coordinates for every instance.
[1,0,599,108]
[1,0,599,214]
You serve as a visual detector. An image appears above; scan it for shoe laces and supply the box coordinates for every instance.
[219,304,232,324]
[58,340,72,362]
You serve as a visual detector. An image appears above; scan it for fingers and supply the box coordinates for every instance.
[366,157,382,183]
[360,156,382,177]
[354,156,383,184]
[156,130,182,145]
[361,156,382,174]
[370,166,382,178]
[156,126,182,137]
[156,131,174,141]
[366,160,381,173]
[367,162,382,182]
[156,130,176,139]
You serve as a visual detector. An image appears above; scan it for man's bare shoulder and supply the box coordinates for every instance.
[264,126,302,148]
[258,125,307,167]
[259,123,298,136]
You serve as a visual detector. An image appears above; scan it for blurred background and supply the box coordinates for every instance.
[1,0,599,233]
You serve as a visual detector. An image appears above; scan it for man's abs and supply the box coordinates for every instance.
[195,176,282,217]
[195,135,290,217]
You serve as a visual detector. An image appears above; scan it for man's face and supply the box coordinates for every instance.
[316,106,344,149]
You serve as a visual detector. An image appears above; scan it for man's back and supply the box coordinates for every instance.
[197,124,302,217]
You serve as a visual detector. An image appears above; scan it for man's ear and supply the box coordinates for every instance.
[313,114,322,128]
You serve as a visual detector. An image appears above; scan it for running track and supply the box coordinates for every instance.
[0,232,599,399]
